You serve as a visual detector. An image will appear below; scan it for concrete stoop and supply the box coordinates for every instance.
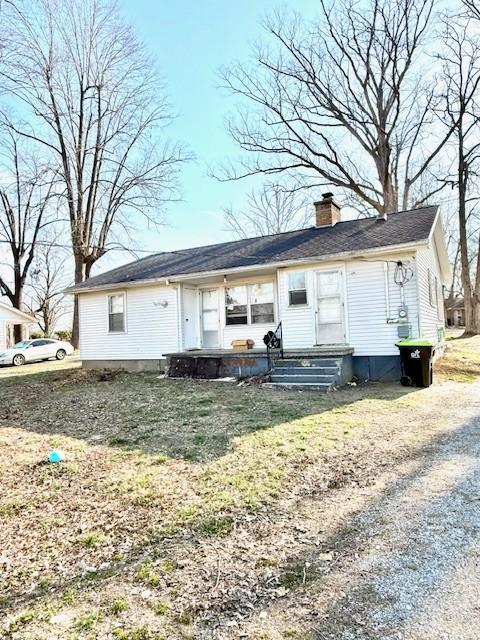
[264,355,353,392]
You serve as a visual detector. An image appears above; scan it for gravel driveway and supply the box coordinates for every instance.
[318,387,480,640]
[188,377,480,639]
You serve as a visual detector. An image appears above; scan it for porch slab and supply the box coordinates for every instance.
[165,346,355,380]
[165,345,354,359]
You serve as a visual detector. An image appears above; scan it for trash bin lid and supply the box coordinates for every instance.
[396,338,434,347]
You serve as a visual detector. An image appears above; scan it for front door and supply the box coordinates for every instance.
[315,269,345,344]
[183,287,199,350]
[201,289,219,348]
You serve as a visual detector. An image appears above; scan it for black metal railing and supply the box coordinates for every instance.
[265,321,283,371]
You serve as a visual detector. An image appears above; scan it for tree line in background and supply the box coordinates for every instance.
[1,0,480,339]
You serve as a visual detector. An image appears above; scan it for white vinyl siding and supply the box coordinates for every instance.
[279,255,419,355]
[416,244,445,345]
[78,284,179,360]
[279,268,316,348]
[345,258,418,356]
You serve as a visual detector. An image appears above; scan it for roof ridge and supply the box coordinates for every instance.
[67,205,439,293]
[145,204,439,256]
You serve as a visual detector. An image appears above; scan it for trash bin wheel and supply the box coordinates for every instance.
[400,375,412,387]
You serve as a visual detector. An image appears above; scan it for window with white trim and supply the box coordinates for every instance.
[225,286,248,325]
[288,272,307,306]
[250,283,275,324]
[108,294,125,332]
[225,283,274,325]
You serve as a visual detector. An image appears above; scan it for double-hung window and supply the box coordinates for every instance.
[108,293,125,332]
[225,286,248,325]
[250,283,275,324]
[288,272,308,306]
[225,283,274,325]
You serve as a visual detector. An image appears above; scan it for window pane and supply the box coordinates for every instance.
[203,309,218,331]
[288,273,306,291]
[250,282,273,304]
[249,283,274,324]
[109,313,124,332]
[251,303,274,324]
[289,290,307,306]
[318,297,342,323]
[202,289,217,311]
[108,295,125,332]
[109,294,124,314]
[317,272,339,296]
[225,286,248,325]
[225,286,247,307]
[226,308,247,325]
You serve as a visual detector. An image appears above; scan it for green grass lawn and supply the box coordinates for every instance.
[0,336,479,639]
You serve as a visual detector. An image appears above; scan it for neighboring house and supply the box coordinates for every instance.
[66,194,450,382]
[0,300,34,350]
[445,297,465,327]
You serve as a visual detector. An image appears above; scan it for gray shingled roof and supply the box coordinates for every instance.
[68,206,438,292]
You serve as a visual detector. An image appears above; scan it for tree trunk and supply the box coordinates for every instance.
[457,129,479,335]
[12,269,25,343]
[71,254,87,349]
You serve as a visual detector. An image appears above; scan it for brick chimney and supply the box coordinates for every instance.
[314,192,341,227]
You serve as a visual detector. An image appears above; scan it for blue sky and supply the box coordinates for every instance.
[114,0,319,261]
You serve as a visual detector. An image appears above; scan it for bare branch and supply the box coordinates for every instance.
[218,0,450,215]
[0,0,189,346]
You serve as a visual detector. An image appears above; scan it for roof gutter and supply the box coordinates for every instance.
[64,239,429,295]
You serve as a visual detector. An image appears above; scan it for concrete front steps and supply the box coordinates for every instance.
[264,353,353,392]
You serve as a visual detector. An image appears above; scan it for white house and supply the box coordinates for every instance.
[66,195,450,383]
[0,299,34,350]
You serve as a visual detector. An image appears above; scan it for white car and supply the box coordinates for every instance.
[0,338,74,367]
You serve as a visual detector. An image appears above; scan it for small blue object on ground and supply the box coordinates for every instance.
[48,449,65,463]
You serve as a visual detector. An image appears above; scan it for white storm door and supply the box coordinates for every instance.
[315,269,345,344]
[183,287,199,350]
[201,289,219,348]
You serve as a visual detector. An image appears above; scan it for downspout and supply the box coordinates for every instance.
[384,262,391,321]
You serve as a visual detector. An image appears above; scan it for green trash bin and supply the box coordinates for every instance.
[396,338,434,387]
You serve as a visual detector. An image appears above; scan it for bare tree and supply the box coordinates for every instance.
[462,0,480,20]
[220,0,457,216]
[438,14,480,334]
[0,127,55,340]
[224,182,311,239]
[27,241,69,337]
[0,0,186,346]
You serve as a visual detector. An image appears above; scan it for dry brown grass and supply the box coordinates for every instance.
[435,334,480,383]
[0,340,479,639]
